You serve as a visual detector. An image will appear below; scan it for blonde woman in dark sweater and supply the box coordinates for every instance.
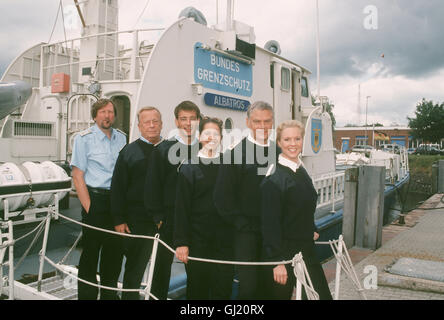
[260,120,332,300]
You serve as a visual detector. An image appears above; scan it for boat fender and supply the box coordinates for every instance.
[264,40,282,55]
[178,7,207,26]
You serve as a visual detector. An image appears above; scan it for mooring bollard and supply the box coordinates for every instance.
[343,167,358,248]
[355,165,385,250]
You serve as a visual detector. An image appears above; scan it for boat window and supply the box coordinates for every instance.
[225,118,233,131]
[301,76,309,97]
[281,67,290,91]
[270,64,274,88]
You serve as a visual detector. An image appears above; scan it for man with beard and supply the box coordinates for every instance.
[71,98,126,300]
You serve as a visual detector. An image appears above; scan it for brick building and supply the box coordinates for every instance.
[333,126,418,153]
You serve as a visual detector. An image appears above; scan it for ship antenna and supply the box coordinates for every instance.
[315,0,321,100]
[133,0,151,29]
[74,0,86,28]
[48,1,62,43]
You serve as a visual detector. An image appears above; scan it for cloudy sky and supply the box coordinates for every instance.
[1,0,443,127]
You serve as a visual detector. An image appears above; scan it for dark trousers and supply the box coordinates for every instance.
[265,242,333,300]
[234,231,267,300]
[150,222,174,300]
[121,220,157,300]
[78,192,123,300]
[185,241,234,300]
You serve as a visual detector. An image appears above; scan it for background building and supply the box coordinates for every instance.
[334,126,420,153]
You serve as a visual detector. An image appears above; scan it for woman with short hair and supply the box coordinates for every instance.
[260,120,332,300]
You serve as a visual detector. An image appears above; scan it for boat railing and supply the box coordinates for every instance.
[39,28,165,87]
[0,211,367,300]
[0,220,14,300]
[313,171,346,212]
[369,147,409,185]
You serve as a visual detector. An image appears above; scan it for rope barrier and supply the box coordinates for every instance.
[58,231,82,265]
[55,212,295,267]
[3,210,367,300]
[328,239,367,300]
[292,253,319,300]
[14,220,47,272]
[43,256,159,300]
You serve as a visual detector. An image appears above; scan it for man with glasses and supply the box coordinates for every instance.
[110,106,163,299]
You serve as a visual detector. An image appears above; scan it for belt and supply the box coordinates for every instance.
[87,186,111,196]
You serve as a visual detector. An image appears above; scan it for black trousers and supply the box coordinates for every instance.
[185,240,234,300]
[150,222,174,300]
[121,220,157,300]
[77,192,123,300]
[234,231,267,300]
[265,242,333,300]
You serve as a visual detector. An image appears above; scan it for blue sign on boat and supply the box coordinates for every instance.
[204,93,250,112]
[194,42,253,97]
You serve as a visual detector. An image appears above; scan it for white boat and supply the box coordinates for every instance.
[0,0,402,300]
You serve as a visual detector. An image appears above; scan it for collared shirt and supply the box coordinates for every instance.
[197,147,221,159]
[71,124,126,189]
[247,132,270,147]
[140,136,163,145]
[174,133,199,146]
[278,153,303,173]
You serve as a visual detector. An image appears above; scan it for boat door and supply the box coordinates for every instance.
[341,138,350,153]
[291,69,302,121]
[66,95,96,160]
[111,95,130,141]
[271,61,293,126]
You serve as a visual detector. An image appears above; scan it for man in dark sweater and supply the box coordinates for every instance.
[144,101,201,300]
[110,106,163,300]
[214,101,279,299]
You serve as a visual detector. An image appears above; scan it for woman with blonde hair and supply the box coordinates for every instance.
[260,120,332,300]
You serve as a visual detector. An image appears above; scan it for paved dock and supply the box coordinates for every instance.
[322,193,444,300]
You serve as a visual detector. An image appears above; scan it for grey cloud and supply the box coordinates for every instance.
[284,0,444,87]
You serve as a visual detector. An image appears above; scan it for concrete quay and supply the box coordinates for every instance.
[322,193,444,300]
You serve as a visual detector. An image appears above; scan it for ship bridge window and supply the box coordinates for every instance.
[301,76,309,97]
[225,118,233,131]
[281,67,290,91]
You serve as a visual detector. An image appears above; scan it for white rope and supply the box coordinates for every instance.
[292,253,320,300]
[43,256,159,299]
[328,239,367,300]
[14,220,47,271]
[55,212,294,266]
[12,218,47,244]
[58,231,82,265]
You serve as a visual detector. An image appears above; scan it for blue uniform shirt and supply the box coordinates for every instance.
[71,124,126,189]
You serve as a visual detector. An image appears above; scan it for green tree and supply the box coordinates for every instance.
[407,99,444,143]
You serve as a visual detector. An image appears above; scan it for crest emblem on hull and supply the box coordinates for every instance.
[311,119,322,154]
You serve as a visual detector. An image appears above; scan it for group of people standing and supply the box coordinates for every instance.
[70,98,332,300]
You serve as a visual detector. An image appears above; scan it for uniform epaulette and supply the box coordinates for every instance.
[115,128,127,136]
[79,128,92,137]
